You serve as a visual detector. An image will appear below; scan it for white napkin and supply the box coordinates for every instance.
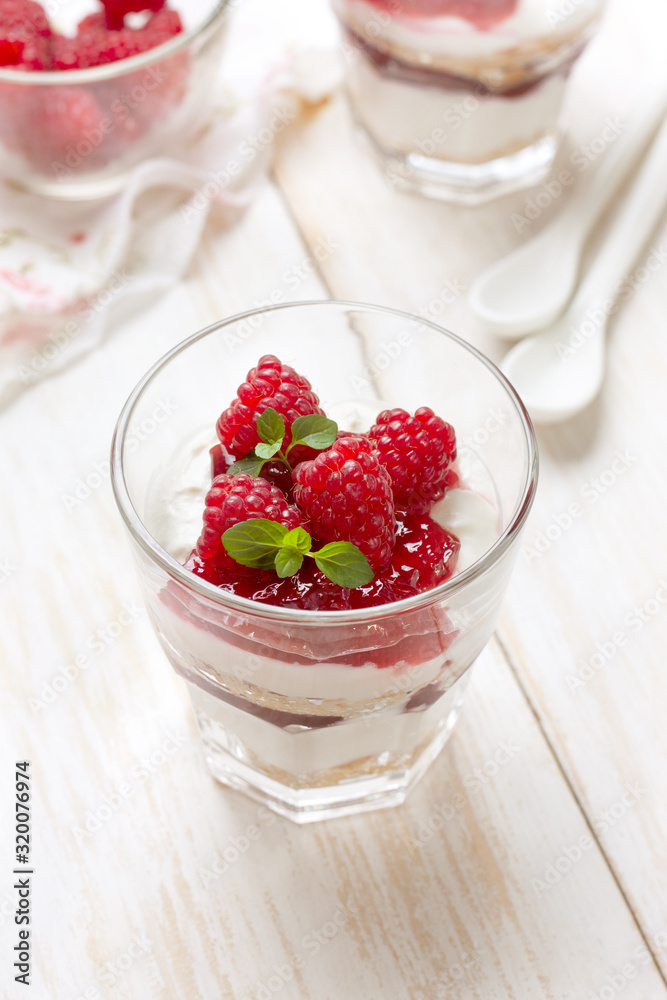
[0,0,342,407]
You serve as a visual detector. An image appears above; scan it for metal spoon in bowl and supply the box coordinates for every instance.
[469,79,667,339]
[501,108,667,424]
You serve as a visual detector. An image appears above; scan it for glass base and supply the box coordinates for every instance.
[366,131,559,206]
[188,671,472,824]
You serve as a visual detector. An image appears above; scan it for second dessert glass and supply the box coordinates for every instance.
[111,301,538,822]
[333,0,607,203]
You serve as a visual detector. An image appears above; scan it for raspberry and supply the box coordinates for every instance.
[369,407,456,513]
[52,7,181,69]
[25,86,105,164]
[100,0,165,32]
[216,355,325,460]
[0,0,50,39]
[195,473,302,572]
[210,444,297,502]
[0,38,22,63]
[0,0,52,69]
[134,6,181,48]
[292,436,396,571]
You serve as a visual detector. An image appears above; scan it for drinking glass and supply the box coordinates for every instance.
[332,0,607,203]
[111,300,538,822]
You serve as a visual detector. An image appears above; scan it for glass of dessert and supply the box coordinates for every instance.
[111,301,538,822]
[0,0,229,199]
[332,0,607,203]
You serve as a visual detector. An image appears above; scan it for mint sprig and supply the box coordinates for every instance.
[221,519,374,589]
[228,408,338,477]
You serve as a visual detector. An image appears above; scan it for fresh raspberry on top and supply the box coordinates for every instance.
[100,0,165,31]
[0,0,52,69]
[195,473,302,573]
[292,436,396,571]
[369,407,456,513]
[216,355,325,460]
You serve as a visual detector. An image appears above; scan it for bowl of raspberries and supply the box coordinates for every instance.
[0,0,230,197]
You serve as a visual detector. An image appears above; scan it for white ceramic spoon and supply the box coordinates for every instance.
[502,109,667,424]
[469,80,667,339]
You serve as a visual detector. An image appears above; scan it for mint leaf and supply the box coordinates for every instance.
[255,441,282,460]
[283,527,312,554]
[314,542,374,588]
[222,520,373,589]
[222,518,288,569]
[275,548,304,578]
[228,455,266,477]
[289,414,338,451]
[256,407,286,446]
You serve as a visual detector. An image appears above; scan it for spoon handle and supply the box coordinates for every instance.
[570,109,667,318]
[551,75,667,245]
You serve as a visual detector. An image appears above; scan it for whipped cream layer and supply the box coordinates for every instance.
[334,0,601,65]
[151,590,490,704]
[347,55,564,161]
[188,665,471,781]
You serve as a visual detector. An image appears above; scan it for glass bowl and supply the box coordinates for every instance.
[332,0,607,204]
[111,300,538,822]
[0,0,230,199]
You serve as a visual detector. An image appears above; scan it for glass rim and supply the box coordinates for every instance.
[111,299,539,624]
[0,0,229,86]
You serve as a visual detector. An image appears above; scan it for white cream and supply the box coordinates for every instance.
[152,602,452,701]
[146,427,215,564]
[187,667,471,778]
[431,487,498,572]
[347,58,565,162]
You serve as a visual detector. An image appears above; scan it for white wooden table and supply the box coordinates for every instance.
[2,0,667,996]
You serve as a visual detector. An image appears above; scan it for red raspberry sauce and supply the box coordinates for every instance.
[187,510,460,612]
[363,0,518,31]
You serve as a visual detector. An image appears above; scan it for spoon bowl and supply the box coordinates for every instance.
[502,314,605,423]
[470,77,667,339]
[501,108,667,423]
[470,235,579,338]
